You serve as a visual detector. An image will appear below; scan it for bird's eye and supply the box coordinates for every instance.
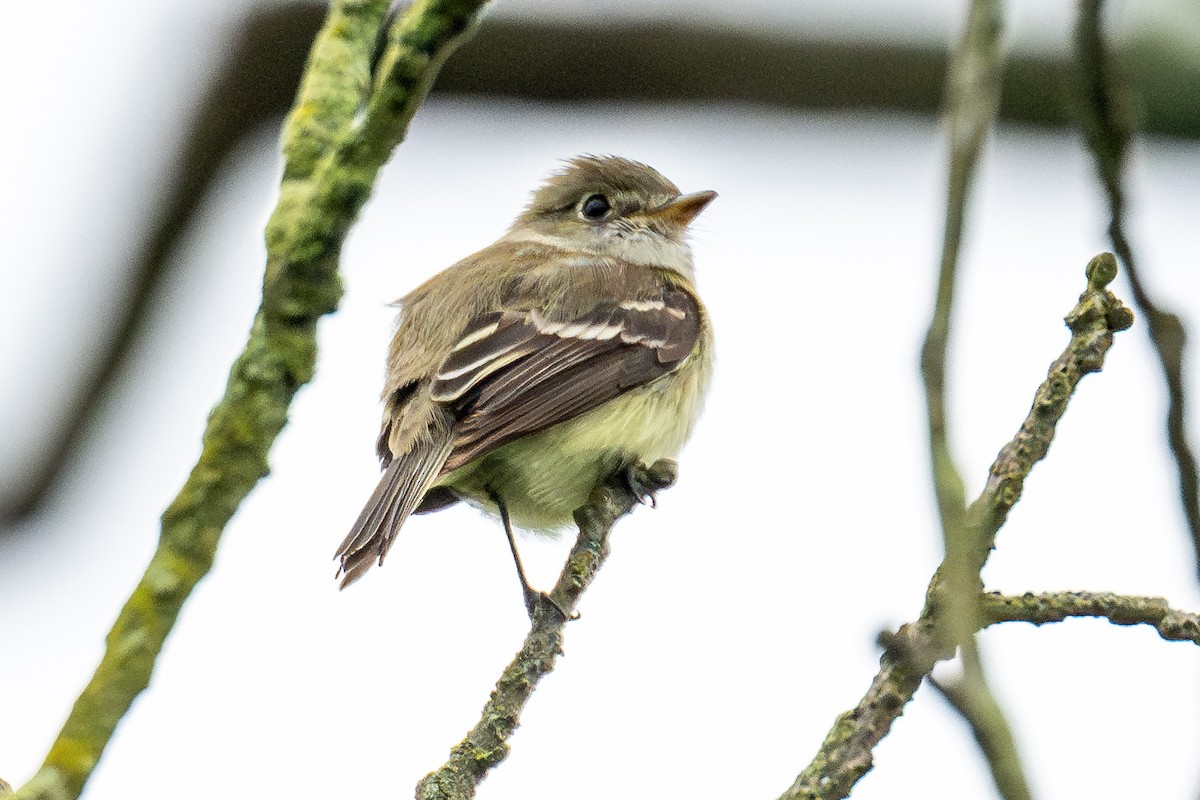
[580,194,612,220]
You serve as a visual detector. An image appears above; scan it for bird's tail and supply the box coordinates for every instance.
[334,433,454,588]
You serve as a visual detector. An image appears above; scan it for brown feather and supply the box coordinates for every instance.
[440,290,701,472]
[335,417,455,587]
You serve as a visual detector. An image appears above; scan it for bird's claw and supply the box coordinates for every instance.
[524,587,575,622]
[623,459,678,508]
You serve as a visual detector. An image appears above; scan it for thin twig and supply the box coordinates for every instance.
[929,646,1032,800]
[918,0,1003,662]
[937,589,1200,788]
[914,2,1034,797]
[415,461,677,800]
[920,0,1004,536]
[980,591,1200,646]
[1074,0,1200,578]
[782,255,1133,799]
[9,3,487,799]
[921,0,1003,619]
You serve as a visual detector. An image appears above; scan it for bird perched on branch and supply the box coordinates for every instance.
[336,155,716,615]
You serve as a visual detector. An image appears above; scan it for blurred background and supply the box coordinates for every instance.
[3,0,1200,797]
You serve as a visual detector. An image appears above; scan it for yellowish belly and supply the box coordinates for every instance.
[436,355,709,532]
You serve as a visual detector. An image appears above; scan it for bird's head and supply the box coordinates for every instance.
[506,155,716,277]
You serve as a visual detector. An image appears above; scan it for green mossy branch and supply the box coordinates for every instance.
[355,0,483,169]
[11,2,486,799]
[781,254,1133,800]
[415,461,678,800]
[279,0,387,179]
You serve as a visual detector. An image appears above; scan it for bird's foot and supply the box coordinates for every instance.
[623,459,678,508]
[524,585,575,623]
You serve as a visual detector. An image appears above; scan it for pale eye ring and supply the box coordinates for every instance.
[580,194,612,220]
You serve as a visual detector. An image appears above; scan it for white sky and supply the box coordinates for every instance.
[2,2,1200,799]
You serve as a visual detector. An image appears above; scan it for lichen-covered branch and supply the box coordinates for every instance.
[415,461,677,800]
[1074,0,1200,578]
[980,592,1200,645]
[782,255,1133,800]
[10,3,487,799]
[963,254,1133,546]
[786,621,941,800]
[944,587,1200,788]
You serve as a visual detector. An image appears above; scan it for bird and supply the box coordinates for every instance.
[335,155,716,614]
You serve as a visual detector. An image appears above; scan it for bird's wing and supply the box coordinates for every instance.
[432,289,702,472]
[335,289,701,587]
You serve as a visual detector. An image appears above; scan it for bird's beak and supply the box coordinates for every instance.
[649,190,718,227]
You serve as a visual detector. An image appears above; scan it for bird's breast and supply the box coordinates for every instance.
[437,345,711,533]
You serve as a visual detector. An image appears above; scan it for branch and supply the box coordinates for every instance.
[782,255,1133,799]
[788,621,941,800]
[929,647,1030,800]
[933,591,1200,795]
[980,591,1200,646]
[415,461,677,800]
[914,2,1033,796]
[966,254,1133,540]
[10,2,487,799]
[920,0,1004,525]
[1074,0,1200,577]
[921,0,1002,610]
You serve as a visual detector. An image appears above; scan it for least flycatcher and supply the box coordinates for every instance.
[336,155,716,612]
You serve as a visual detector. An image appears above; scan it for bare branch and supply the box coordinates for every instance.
[415,461,677,800]
[920,0,1004,537]
[929,646,1032,800]
[980,591,1200,646]
[783,255,1133,799]
[913,1,1034,795]
[933,589,1200,796]
[1074,0,1200,578]
[786,620,943,800]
